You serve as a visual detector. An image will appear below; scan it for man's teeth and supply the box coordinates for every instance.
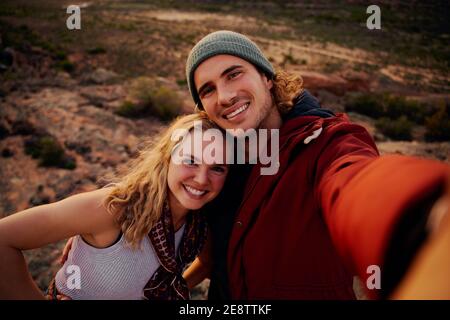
[226,103,249,119]
[185,185,206,196]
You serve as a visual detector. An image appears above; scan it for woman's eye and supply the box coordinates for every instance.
[182,158,196,166]
[211,166,226,173]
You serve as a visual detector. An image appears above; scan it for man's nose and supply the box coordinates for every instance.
[217,84,235,107]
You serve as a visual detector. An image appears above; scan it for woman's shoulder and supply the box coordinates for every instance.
[84,187,117,221]
[59,187,113,213]
[69,187,121,247]
[56,187,118,231]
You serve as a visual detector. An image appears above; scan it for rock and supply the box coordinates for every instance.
[1,148,14,157]
[79,85,126,109]
[12,120,41,136]
[67,52,85,65]
[53,71,78,88]
[0,47,14,72]
[29,186,51,206]
[82,68,119,84]
[301,70,370,96]
[301,71,348,96]
[65,140,92,155]
[52,175,79,201]
[23,241,66,291]
[341,70,371,92]
[0,119,11,139]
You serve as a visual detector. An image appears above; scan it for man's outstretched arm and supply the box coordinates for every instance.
[315,123,449,299]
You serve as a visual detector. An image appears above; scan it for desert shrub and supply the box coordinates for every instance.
[55,50,67,60]
[348,94,449,141]
[375,116,413,141]
[24,136,76,169]
[129,77,155,104]
[425,102,450,142]
[345,93,429,124]
[116,77,182,120]
[282,52,299,66]
[384,95,428,124]
[115,100,146,118]
[176,78,187,86]
[150,86,183,120]
[87,47,106,55]
[345,93,385,118]
[56,60,75,73]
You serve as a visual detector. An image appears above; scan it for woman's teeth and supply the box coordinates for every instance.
[226,103,249,119]
[184,185,206,196]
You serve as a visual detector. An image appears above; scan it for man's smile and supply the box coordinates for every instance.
[223,102,250,120]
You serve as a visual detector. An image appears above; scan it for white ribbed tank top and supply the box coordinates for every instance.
[55,225,185,300]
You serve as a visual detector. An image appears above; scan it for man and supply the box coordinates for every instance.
[184,30,450,300]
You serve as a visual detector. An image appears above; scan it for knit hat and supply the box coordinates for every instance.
[186,30,275,109]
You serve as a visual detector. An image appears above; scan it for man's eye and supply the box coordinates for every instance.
[200,86,214,98]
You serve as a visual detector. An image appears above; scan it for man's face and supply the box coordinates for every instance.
[194,55,275,131]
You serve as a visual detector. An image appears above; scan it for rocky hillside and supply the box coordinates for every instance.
[0,0,449,298]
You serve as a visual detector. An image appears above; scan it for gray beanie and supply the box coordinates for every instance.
[186,30,275,109]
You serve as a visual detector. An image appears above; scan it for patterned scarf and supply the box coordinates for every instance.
[143,202,208,300]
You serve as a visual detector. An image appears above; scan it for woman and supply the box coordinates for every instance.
[0,112,228,300]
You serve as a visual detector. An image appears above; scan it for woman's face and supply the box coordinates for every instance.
[167,130,228,213]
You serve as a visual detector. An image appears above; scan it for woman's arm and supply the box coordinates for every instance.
[0,188,117,299]
[183,230,212,290]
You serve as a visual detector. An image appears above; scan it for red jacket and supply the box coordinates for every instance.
[227,113,449,299]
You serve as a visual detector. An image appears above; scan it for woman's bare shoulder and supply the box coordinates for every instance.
[54,187,118,231]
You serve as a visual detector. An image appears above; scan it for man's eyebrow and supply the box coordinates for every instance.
[221,64,243,77]
[197,65,243,95]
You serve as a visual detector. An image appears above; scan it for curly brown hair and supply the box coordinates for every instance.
[271,69,304,115]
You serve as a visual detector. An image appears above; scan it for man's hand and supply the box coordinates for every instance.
[44,293,72,300]
[59,237,74,265]
[391,177,450,300]
[44,279,72,300]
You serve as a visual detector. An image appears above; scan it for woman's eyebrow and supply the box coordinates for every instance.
[184,154,202,163]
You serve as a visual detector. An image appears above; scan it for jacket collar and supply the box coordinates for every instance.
[284,89,335,121]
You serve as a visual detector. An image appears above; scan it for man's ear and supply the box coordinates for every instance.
[262,73,273,90]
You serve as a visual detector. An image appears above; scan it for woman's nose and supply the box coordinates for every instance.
[193,166,209,186]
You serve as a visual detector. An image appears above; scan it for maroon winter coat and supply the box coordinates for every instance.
[227,113,449,299]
